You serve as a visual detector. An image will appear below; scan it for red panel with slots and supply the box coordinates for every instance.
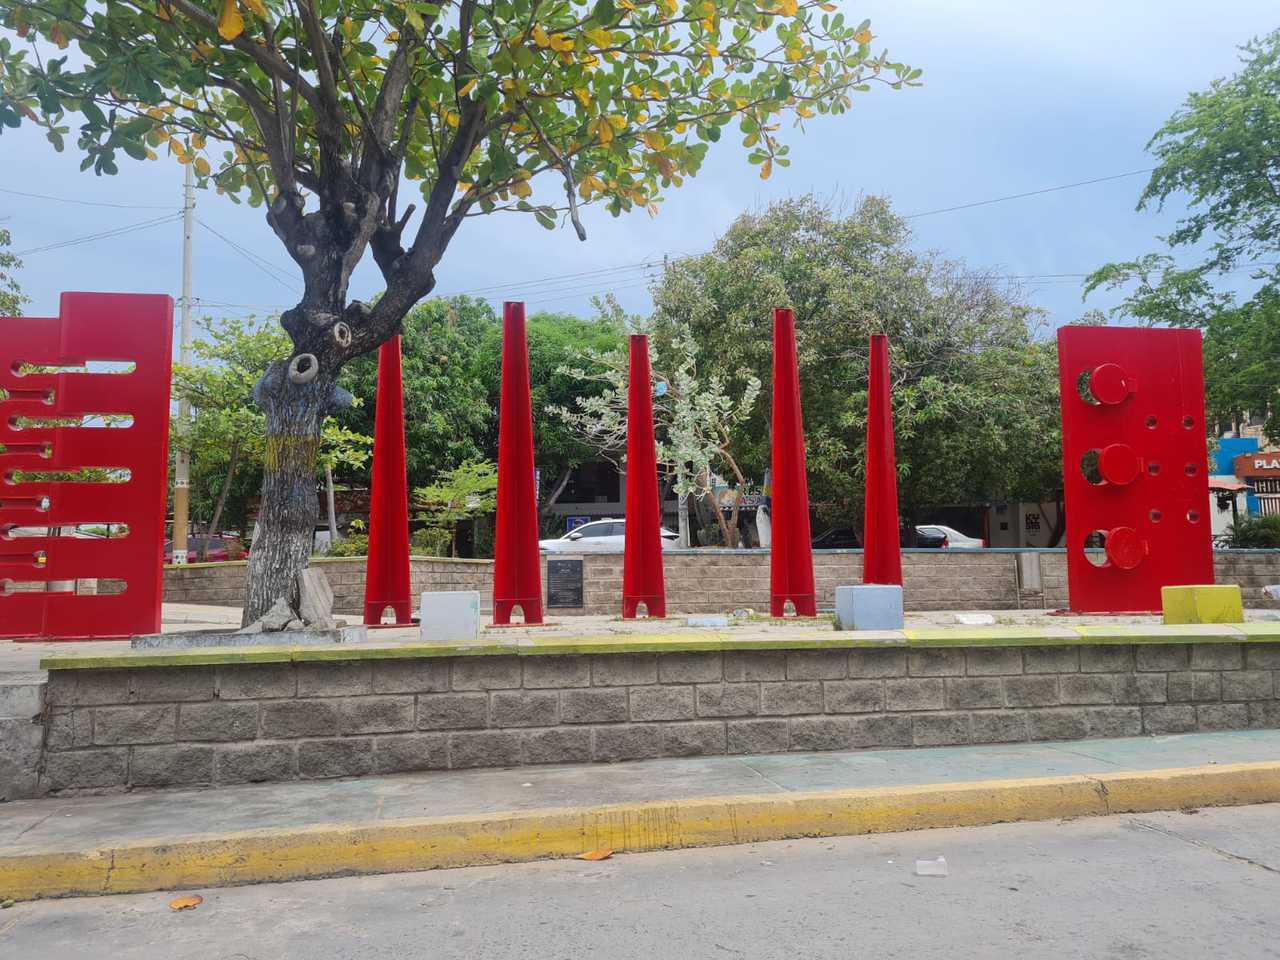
[1057,325,1213,613]
[1,293,173,639]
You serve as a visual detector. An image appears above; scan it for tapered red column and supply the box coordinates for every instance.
[769,308,816,617]
[493,302,544,624]
[863,333,903,585]
[622,335,666,619]
[363,336,413,625]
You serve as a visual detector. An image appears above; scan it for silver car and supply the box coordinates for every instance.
[539,519,680,553]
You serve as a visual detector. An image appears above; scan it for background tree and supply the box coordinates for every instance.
[414,458,498,556]
[0,227,28,316]
[1085,29,1280,443]
[649,194,1057,530]
[1,0,917,621]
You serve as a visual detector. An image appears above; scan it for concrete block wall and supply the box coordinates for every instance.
[37,641,1280,793]
[162,551,1280,617]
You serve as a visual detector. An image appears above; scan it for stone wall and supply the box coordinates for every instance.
[162,550,1280,615]
[38,641,1280,793]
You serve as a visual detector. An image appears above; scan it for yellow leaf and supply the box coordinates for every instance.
[146,149,158,160]
[618,0,635,7]
[155,0,170,21]
[456,181,472,192]
[639,131,665,151]
[444,110,459,128]
[192,133,206,148]
[796,105,813,118]
[511,179,532,198]
[586,28,612,47]
[169,895,203,911]
[760,158,772,180]
[574,88,591,109]
[778,0,798,15]
[820,2,837,8]
[705,43,718,57]
[550,34,575,52]
[532,24,550,47]
[458,78,477,98]
[662,0,677,16]
[577,849,613,861]
[854,29,873,44]
[50,25,69,48]
[241,0,267,18]
[607,114,626,131]
[591,117,613,145]
[217,0,244,40]
[627,84,643,99]
[194,156,211,176]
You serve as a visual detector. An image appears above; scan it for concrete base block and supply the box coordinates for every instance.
[132,626,364,649]
[834,584,904,631]
[421,591,481,644]
[1162,584,1244,624]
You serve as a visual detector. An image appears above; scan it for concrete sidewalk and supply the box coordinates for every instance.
[5,730,1280,901]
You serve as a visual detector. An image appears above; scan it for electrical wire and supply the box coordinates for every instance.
[903,169,1156,219]
[0,186,176,210]
[15,213,180,255]
[196,219,300,292]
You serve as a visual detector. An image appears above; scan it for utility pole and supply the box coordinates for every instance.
[171,163,195,564]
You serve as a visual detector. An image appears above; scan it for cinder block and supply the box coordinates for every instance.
[215,743,297,783]
[834,584,904,631]
[298,739,374,778]
[629,686,695,721]
[1162,584,1244,624]
[373,734,449,774]
[661,721,727,757]
[726,719,789,754]
[420,591,481,643]
[522,728,592,765]
[560,688,628,724]
[490,691,559,727]
[131,745,215,786]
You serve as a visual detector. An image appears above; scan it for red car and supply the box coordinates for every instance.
[164,535,247,563]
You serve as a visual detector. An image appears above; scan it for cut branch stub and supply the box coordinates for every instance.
[331,321,352,348]
[288,353,320,384]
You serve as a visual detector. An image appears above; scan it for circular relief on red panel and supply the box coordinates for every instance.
[1099,443,1140,485]
[1089,363,1130,405]
[1105,526,1146,570]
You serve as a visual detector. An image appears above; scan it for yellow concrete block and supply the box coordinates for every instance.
[1162,584,1244,625]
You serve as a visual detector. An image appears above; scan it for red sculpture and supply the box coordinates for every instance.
[1057,326,1213,612]
[622,335,666,619]
[769,308,816,617]
[492,302,544,625]
[863,333,903,586]
[363,336,413,626]
[1,293,172,640]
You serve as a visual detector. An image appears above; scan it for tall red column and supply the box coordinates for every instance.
[363,336,413,625]
[863,333,903,586]
[622,335,666,619]
[769,308,816,617]
[493,302,544,625]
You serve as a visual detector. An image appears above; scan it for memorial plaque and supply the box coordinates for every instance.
[546,558,584,608]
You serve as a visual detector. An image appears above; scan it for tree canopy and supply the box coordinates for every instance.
[0,227,27,316]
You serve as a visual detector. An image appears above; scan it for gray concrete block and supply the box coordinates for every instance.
[1167,672,1221,702]
[913,713,971,746]
[1190,644,1243,671]
[561,688,629,724]
[1248,701,1280,729]
[522,728,592,765]
[132,627,352,648]
[338,696,416,734]
[1004,676,1060,707]
[490,691,559,727]
[946,677,1004,710]
[907,649,965,677]
[848,650,907,678]
[45,708,93,751]
[966,648,1023,676]
[298,738,374,778]
[417,693,488,730]
[372,659,450,694]
[696,684,759,718]
[834,584,904,631]
[296,662,373,698]
[1079,646,1133,673]
[0,680,45,719]
[1085,706,1142,738]
[789,716,857,751]
[1244,645,1280,669]
[522,656,591,689]
[93,705,176,745]
[759,681,824,715]
[971,712,1028,744]
[297,566,337,629]
[1135,645,1190,672]
[1222,671,1274,701]
[419,591,480,643]
[592,724,662,762]
[215,743,297,783]
[726,719,790,754]
[372,734,448,774]
[0,717,44,800]
[451,656,523,690]
[786,650,848,680]
[850,714,914,748]
[1196,702,1251,731]
[630,686,695,721]
[41,748,129,791]
[1026,708,1089,741]
[1023,647,1079,674]
[658,652,723,684]
[217,663,296,700]
[884,678,945,712]
[261,700,342,738]
[591,654,658,686]
[722,651,786,682]
[126,667,215,703]
[448,730,524,769]
[131,744,215,786]
[1060,674,1117,705]
[178,702,259,741]
[1114,673,1168,704]
[661,721,727,757]
[48,668,131,706]
[1141,705,1198,735]
[823,680,885,713]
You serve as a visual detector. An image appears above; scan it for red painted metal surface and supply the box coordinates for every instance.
[768,309,816,617]
[1,293,172,640]
[622,335,666,619]
[492,302,543,625]
[1057,325,1213,613]
[863,334,903,586]
[363,336,413,626]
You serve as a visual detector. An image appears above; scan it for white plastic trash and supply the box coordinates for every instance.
[915,856,948,877]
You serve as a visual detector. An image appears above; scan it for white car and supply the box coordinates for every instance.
[916,524,986,549]
[539,519,680,553]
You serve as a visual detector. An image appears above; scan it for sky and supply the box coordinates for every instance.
[2,0,1277,334]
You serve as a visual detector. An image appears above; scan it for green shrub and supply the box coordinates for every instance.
[1225,515,1280,549]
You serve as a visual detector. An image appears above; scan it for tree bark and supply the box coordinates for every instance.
[243,362,352,625]
[200,437,241,561]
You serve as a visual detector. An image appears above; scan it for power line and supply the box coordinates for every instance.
[196,219,300,292]
[15,213,180,255]
[0,186,176,210]
[903,168,1156,219]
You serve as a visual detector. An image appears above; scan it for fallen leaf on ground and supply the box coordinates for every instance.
[169,895,203,911]
[576,849,613,861]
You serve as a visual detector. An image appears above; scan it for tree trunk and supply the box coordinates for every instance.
[243,362,351,625]
[201,437,240,562]
[325,463,340,544]
[538,469,573,519]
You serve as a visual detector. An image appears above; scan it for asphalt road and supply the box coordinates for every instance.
[6,804,1280,960]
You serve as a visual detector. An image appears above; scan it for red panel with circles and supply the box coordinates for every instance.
[1057,326,1213,612]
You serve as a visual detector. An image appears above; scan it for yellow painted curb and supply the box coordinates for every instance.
[5,761,1280,902]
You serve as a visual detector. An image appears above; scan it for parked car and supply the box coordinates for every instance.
[811,527,861,549]
[164,535,247,563]
[914,524,985,549]
[539,519,680,553]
